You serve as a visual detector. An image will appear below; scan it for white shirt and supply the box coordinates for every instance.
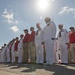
[18,38,23,49]
[35,29,44,44]
[57,29,69,43]
[11,41,15,52]
[43,21,56,41]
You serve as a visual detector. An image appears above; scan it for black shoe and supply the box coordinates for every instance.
[61,63,68,65]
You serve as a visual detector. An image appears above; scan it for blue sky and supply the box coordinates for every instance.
[0,0,75,47]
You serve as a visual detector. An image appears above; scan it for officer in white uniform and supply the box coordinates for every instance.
[4,44,7,62]
[1,44,7,63]
[57,24,69,64]
[0,49,2,62]
[6,45,10,63]
[35,23,44,64]
[43,17,56,65]
[0,47,3,63]
[18,34,24,63]
[11,39,15,63]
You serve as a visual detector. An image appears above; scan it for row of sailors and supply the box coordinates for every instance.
[0,17,75,65]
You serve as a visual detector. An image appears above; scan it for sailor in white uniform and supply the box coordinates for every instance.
[6,45,10,63]
[35,23,44,64]
[11,39,15,63]
[43,17,56,65]
[18,34,24,63]
[57,24,69,64]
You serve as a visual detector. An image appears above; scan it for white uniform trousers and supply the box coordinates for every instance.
[6,51,10,62]
[59,42,68,63]
[45,40,55,64]
[11,51,15,63]
[18,48,23,63]
[36,44,44,64]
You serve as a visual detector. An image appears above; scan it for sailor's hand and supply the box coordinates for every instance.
[51,38,55,40]
[42,42,44,45]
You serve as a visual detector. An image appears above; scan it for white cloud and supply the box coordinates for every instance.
[48,0,55,2]
[2,9,18,24]
[10,26,19,32]
[59,6,75,18]
[51,0,55,2]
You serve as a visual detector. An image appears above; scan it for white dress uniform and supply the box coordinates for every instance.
[0,50,2,62]
[1,49,3,63]
[43,21,56,64]
[35,29,44,64]
[11,42,15,63]
[18,38,23,63]
[54,40,61,63]
[6,47,10,62]
[1,47,7,63]
[57,29,69,63]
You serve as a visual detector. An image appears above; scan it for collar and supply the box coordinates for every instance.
[38,28,42,31]
[59,29,64,32]
[47,22,50,26]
